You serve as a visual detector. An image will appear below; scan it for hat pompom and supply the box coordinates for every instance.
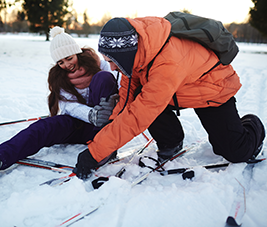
[50,26,64,38]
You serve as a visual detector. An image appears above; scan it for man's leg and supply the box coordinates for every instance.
[194,97,265,162]
[148,105,184,161]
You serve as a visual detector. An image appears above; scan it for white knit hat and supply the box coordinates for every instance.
[50,26,82,62]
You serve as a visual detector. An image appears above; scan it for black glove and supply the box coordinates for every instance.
[73,149,98,180]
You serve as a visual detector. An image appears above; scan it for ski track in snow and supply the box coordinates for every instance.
[0,35,267,227]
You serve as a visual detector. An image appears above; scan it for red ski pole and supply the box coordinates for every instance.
[0,115,48,126]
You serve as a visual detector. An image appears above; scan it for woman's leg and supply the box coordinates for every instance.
[88,71,118,106]
[0,115,98,170]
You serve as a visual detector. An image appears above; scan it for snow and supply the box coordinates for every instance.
[0,33,267,227]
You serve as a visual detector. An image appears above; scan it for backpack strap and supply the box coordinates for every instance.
[146,35,182,115]
[172,93,181,116]
[199,60,221,79]
[146,34,171,81]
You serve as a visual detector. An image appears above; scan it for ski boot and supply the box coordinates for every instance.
[241,114,265,160]
[157,141,183,163]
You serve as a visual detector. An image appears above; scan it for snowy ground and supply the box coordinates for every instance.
[0,33,266,227]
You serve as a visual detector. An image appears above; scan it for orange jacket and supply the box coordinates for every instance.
[88,16,241,162]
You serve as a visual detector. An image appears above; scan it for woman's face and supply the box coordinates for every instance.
[57,54,79,72]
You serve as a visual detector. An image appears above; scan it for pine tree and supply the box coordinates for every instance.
[0,1,6,12]
[83,11,90,37]
[249,0,267,36]
[23,0,70,41]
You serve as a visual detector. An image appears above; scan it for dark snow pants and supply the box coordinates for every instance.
[0,116,98,170]
[148,97,261,163]
[0,71,118,170]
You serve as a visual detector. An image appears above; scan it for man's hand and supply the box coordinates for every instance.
[73,149,98,180]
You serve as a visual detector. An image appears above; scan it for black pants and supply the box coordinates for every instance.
[148,97,257,163]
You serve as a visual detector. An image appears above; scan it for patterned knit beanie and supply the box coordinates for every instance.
[98,18,138,78]
[50,26,82,62]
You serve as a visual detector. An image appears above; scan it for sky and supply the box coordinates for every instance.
[72,0,254,24]
[2,0,254,25]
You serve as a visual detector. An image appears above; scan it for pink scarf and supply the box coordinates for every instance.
[68,67,93,89]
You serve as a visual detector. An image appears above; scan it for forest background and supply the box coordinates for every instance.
[0,0,267,43]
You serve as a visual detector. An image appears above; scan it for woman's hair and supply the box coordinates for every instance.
[48,47,101,116]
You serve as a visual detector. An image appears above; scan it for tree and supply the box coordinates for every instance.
[0,0,20,32]
[0,0,17,12]
[181,8,192,14]
[0,1,7,12]
[98,12,112,27]
[83,10,90,36]
[249,0,267,36]
[12,10,28,32]
[23,0,70,41]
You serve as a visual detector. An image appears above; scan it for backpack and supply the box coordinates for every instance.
[164,11,239,65]
[146,12,239,115]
